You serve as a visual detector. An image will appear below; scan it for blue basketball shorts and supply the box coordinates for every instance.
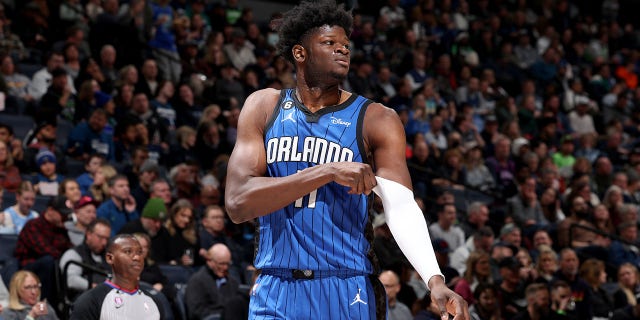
[248,272,378,319]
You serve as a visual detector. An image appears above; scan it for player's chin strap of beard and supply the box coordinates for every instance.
[372,177,445,289]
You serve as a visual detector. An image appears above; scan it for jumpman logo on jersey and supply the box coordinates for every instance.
[350,288,367,306]
[281,111,296,123]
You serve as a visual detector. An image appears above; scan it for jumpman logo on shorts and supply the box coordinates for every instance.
[350,288,367,305]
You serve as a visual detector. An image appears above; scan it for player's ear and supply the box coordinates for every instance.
[292,44,305,61]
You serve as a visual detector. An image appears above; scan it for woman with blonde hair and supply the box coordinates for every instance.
[614,263,640,308]
[534,245,558,284]
[165,199,198,266]
[88,164,117,204]
[1,181,38,234]
[454,251,492,304]
[4,270,58,319]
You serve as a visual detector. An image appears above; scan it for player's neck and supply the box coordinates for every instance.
[295,84,342,112]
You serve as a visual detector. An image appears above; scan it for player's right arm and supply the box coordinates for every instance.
[225,89,376,224]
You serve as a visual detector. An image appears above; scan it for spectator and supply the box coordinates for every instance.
[119,197,171,264]
[88,164,116,204]
[498,223,522,249]
[0,55,34,114]
[609,222,640,267]
[150,80,176,131]
[149,178,172,207]
[96,175,138,236]
[450,227,495,275]
[463,145,495,193]
[135,59,160,99]
[497,256,527,319]
[613,263,640,309]
[59,218,111,297]
[127,92,169,155]
[70,234,161,319]
[428,203,465,251]
[0,181,38,234]
[0,140,21,192]
[223,28,256,72]
[507,176,547,232]
[31,148,64,196]
[65,195,98,246]
[38,67,77,123]
[460,202,491,239]
[4,271,59,320]
[535,245,559,284]
[185,243,248,320]
[148,0,181,83]
[59,178,82,208]
[164,199,197,266]
[454,251,492,305]
[0,123,24,168]
[552,248,593,319]
[28,51,76,102]
[168,125,197,168]
[485,136,517,199]
[512,283,561,320]
[556,196,604,248]
[168,163,200,205]
[379,269,413,320]
[75,154,105,196]
[131,159,160,214]
[579,259,614,319]
[198,204,249,283]
[468,283,500,320]
[66,108,115,161]
[174,83,204,129]
[22,119,67,176]
[14,196,73,302]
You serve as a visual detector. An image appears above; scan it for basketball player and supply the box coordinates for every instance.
[225,1,469,319]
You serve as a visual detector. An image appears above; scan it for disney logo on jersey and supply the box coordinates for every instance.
[330,116,351,127]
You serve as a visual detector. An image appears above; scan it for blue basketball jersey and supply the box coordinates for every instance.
[257,88,373,273]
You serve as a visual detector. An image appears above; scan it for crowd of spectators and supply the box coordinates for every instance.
[0,0,639,319]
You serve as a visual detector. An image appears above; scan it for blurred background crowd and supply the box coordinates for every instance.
[0,0,640,319]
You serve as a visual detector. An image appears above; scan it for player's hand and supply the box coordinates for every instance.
[329,162,376,195]
[430,278,469,320]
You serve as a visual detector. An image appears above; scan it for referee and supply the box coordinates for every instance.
[70,234,162,319]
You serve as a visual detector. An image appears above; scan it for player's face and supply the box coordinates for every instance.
[305,25,351,82]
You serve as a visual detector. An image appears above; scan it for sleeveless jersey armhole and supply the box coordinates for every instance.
[356,98,374,165]
[264,89,288,133]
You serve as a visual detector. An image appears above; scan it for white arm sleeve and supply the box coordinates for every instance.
[373,176,444,290]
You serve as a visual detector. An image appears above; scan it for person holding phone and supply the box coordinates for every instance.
[97,175,138,236]
[4,270,58,320]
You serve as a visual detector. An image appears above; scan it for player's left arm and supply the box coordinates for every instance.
[365,103,470,320]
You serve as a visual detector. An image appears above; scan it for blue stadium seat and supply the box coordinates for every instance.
[158,264,194,286]
[56,118,74,150]
[33,195,53,213]
[175,283,187,320]
[0,234,19,284]
[1,191,16,210]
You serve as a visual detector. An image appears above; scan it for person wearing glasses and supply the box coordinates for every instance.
[185,243,248,320]
[4,270,58,320]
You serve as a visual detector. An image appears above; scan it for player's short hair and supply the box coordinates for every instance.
[275,0,353,64]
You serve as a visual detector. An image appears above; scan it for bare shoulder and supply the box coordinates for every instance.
[361,101,406,153]
[364,102,401,122]
[239,88,282,129]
